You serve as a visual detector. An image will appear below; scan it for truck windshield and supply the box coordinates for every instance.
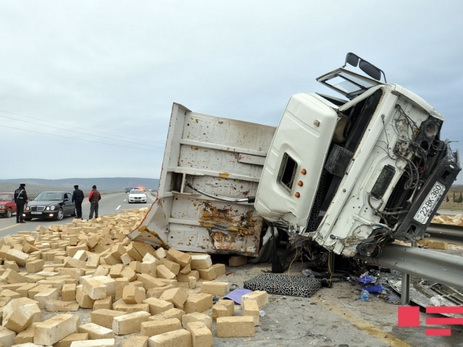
[317,68,382,99]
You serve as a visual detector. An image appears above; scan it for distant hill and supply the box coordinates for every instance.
[450,184,463,193]
[0,177,159,194]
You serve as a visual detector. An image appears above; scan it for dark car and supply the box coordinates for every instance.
[23,191,75,221]
[0,192,17,218]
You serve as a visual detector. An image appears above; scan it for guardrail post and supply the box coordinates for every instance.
[400,240,416,305]
[400,273,410,305]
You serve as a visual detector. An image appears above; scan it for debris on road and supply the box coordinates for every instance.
[432,214,463,226]
[1,207,462,346]
[0,208,272,346]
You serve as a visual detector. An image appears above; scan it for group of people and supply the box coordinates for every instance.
[13,183,102,223]
[72,184,101,220]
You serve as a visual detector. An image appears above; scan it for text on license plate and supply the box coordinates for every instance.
[31,212,42,214]
[414,181,445,224]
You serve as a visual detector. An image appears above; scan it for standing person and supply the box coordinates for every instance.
[14,183,28,223]
[88,185,101,219]
[72,185,84,219]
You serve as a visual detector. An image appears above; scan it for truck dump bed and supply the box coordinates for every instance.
[128,103,275,256]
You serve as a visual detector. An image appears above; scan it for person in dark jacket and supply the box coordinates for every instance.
[72,185,85,219]
[14,183,28,223]
[88,185,101,219]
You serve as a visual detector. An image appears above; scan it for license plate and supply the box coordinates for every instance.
[414,181,445,224]
[31,211,42,215]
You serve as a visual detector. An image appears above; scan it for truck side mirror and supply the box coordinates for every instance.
[359,60,381,80]
[344,52,386,82]
[345,52,359,67]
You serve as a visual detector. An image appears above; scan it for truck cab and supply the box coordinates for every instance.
[254,53,460,256]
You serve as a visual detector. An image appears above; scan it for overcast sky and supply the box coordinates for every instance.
[1,1,462,184]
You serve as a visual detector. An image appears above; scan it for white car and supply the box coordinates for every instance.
[128,189,147,203]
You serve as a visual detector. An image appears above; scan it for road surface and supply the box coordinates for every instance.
[0,192,155,238]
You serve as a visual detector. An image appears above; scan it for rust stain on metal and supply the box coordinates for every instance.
[197,202,263,256]
[199,202,257,235]
[209,231,257,256]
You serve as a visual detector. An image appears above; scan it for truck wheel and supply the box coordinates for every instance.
[6,208,12,218]
[55,208,64,221]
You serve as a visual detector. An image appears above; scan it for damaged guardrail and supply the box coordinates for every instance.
[361,243,463,290]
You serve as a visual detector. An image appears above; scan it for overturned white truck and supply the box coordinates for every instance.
[130,53,460,265]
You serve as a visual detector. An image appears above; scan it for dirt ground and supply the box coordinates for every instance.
[55,257,462,347]
[211,260,463,347]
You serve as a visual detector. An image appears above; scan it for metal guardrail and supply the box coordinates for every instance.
[427,223,463,242]
[362,244,463,290]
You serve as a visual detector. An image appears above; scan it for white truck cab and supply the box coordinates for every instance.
[255,53,460,256]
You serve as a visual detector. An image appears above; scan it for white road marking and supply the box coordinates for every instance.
[116,205,121,210]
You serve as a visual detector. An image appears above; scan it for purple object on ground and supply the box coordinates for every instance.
[363,284,384,293]
[356,274,375,284]
[224,287,253,304]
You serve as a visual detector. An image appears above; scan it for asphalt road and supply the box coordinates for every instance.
[0,192,155,238]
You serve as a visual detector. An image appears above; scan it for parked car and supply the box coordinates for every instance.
[23,191,75,221]
[0,192,16,218]
[128,189,147,203]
